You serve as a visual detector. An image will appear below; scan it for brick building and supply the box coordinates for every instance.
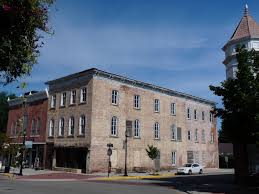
[46,68,218,173]
[6,91,50,169]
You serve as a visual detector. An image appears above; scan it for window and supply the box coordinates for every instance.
[111,116,118,136]
[172,152,176,166]
[209,112,213,123]
[171,103,176,115]
[154,99,160,112]
[80,88,87,103]
[111,90,118,105]
[195,129,198,142]
[187,130,191,141]
[36,117,41,135]
[134,95,141,109]
[68,117,75,136]
[194,109,197,120]
[202,111,205,121]
[60,92,66,107]
[154,122,160,139]
[171,124,177,140]
[134,119,140,138]
[210,132,214,143]
[49,119,54,137]
[59,118,64,136]
[31,119,36,135]
[187,108,191,119]
[177,127,182,141]
[70,90,76,104]
[51,95,56,108]
[79,115,86,135]
[201,129,205,143]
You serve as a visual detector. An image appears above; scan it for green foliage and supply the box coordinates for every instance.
[210,47,259,144]
[146,145,159,160]
[0,0,54,84]
[0,92,16,131]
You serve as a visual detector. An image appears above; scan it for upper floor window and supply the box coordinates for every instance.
[209,112,213,123]
[154,99,160,112]
[187,108,191,119]
[49,119,54,137]
[35,117,41,135]
[111,90,118,105]
[171,103,176,115]
[202,111,205,121]
[201,129,205,143]
[51,95,56,108]
[68,117,75,136]
[60,92,66,107]
[194,109,197,120]
[80,88,87,103]
[195,129,198,142]
[79,115,86,135]
[171,124,177,140]
[70,90,76,104]
[31,119,36,135]
[154,122,160,139]
[134,119,140,138]
[210,132,214,143]
[172,151,176,166]
[187,130,191,141]
[134,95,141,109]
[111,116,118,136]
[59,118,64,136]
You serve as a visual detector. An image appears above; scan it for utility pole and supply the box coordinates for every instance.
[124,120,132,177]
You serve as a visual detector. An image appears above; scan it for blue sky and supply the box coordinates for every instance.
[2,0,259,109]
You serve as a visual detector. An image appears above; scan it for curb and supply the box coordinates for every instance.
[93,173,176,181]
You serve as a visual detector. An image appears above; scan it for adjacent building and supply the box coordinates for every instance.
[46,68,218,173]
[6,91,50,169]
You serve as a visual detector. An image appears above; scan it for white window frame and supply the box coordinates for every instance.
[111,116,118,136]
[134,119,140,138]
[187,108,191,119]
[31,119,36,135]
[210,132,214,143]
[187,130,191,141]
[111,90,118,105]
[209,112,213,123]
[51,95,56,108]
[49,119,54,137]
[171,124,177,140]
[154,99,160,112]
[134,95,141,109]
[60,93,66,107]
[195,129,198,142]
[201,129,205,143]
[194,109,197,120]
[171,103,176,115]
[79,115,86,135]
[70,90,76,104]
[202,111,205,121]
[172,151,176,166]
[154,122,160,139]
[80,88,87,103]
[59,118,64,136]
[68,117,75,136]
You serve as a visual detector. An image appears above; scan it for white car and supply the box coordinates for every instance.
[177,163,203,175]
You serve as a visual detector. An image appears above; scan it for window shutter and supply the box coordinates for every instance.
[177,127,182,141]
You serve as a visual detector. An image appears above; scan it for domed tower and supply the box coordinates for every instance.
[223,5,259,79]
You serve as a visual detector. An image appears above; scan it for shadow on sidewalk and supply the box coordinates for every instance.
[146,174,259,194]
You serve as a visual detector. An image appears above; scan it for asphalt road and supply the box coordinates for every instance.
[0,179,183,194]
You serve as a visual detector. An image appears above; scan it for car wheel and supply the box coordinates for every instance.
[199,169,203,174]
[188,170,192,175]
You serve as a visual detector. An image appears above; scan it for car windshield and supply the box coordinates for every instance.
[185,164,192,167]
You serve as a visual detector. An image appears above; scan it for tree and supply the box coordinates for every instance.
[0,92,16,132]
[146,145,159,174]
[210,47,259,184]
[0,0,54,84]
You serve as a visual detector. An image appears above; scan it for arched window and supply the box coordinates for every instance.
[201,129,205,143]
[59,118,64,136]
[79,115,86,135]
[154,122,160,139]
[111,116,118,136]
[68,117,75,136]
[31,119,36,135]
[195,129,198,142]
[134,119,140,138]
[49,119,54,137]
